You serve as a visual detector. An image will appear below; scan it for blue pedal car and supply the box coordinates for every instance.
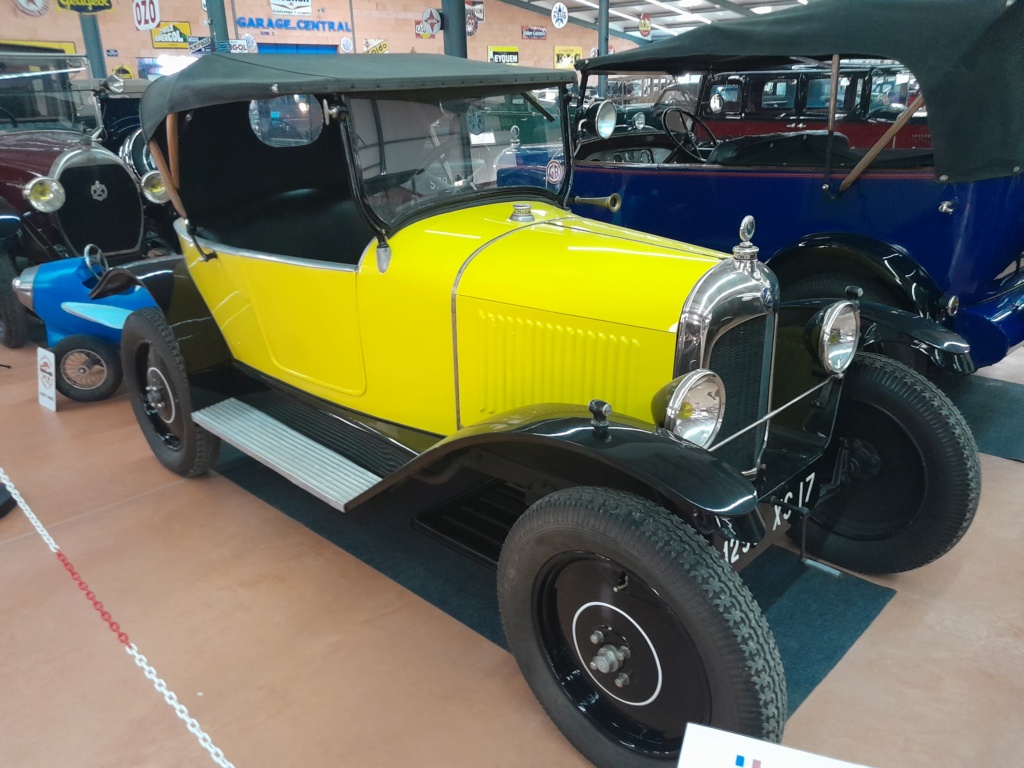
[11,246,156,401]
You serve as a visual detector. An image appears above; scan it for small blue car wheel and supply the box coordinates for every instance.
[51,335,123,402]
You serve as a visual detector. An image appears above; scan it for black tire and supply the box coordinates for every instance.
[52,335,123,402]
[783,271,927,372]
[498,488,785,768]
[120,307,220,476]
[797,353,980,574]
[0,250,28,349]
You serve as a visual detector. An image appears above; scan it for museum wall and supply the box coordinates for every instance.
[2,0,636,79]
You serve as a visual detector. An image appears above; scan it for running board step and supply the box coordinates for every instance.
[193,398,381,512]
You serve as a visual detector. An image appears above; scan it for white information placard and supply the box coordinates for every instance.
[37,347,56,412]
[678,724,874,768]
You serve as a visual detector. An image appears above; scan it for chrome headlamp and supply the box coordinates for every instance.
[23,177,66,213]
[140,170,170,204]
[810,300,860,375]
[651,369,726,448]
[584,100,617,139]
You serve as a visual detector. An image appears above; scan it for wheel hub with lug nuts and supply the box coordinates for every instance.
[589,642,631,677]
[146,384,164,407]
[144,365,177,425]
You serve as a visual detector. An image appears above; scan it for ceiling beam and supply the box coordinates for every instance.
[705,0,757,17]
[494,0,652,44]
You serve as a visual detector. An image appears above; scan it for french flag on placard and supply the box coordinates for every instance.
[736,757,762,768]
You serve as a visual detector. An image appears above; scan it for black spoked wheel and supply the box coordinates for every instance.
[797,353,980,574]
[0,250,28,349]
[52,335,122,402]
[120,307,219,476]
[498,488,785,768]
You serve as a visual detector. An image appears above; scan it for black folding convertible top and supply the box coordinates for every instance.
[579,0,1024,183]
[139,52,574,140]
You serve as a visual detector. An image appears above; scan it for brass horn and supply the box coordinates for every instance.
[572,193,622,213]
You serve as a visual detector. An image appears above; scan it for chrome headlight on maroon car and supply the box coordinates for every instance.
[23,177,66,213]
[140,170,170,204]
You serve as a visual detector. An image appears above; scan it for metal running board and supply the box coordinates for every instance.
[193,398,381,512]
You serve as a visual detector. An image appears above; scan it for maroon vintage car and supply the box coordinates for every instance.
[0,49,171,348]
[607,62,930,151]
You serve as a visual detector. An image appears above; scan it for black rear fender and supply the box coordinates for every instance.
[90,254,232,376]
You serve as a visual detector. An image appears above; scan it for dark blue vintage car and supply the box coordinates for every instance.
[564,0,1024,372]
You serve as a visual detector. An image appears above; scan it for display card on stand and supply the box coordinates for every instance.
[679,724,874,768]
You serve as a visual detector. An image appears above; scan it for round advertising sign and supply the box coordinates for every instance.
[551,1,568,29]
[338,36,353,53]
[639,12,652,37]
[466,9,478,36]
[421,7,442,35]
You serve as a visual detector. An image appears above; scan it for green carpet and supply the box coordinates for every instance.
[940,376,1024,462]
[217,448,895,715]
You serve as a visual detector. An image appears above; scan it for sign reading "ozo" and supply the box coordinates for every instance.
[133,0,160,31]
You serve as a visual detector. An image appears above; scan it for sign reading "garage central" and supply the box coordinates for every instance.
[236,17,353,32]
[487,46,519,65]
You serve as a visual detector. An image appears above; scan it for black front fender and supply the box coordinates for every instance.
[348,403,765,543]
[0,197,21,242]
[784,297,974,374]
[769,232,942,318]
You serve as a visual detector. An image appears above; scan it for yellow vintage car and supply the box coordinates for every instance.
[92,53,978,768]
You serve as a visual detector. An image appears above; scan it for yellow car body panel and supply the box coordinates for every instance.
[178,201,726,435]
[455,215,725,333]
[181,244,367,396]
[455,296,676,427]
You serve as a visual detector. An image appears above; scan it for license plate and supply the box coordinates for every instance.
[718,469,818,567]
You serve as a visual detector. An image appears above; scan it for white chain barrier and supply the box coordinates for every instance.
[0,467,237,768]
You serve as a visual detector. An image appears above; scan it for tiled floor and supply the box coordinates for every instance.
[1,343,1022,768]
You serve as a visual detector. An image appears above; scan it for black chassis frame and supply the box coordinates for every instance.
[95,255,848,572]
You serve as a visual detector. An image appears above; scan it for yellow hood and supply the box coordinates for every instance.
[455,210,726,332]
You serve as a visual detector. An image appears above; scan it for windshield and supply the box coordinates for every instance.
[868,69,923,116]
[348,89,566,227]
[0,53,91,132]
[595,73,702,109]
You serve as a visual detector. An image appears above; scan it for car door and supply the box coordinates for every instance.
[181,95,370,401]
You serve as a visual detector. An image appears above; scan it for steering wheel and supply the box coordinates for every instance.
[0,107,18,127]
[662,107,718,163]
[83,244,109,278]
[413,137,479,193]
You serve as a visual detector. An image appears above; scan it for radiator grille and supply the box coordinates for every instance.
[57,163,143,256]
[709,317,768,470]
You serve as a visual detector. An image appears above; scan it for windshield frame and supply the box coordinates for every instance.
[341,85,573,240]
[0,52,96,133]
